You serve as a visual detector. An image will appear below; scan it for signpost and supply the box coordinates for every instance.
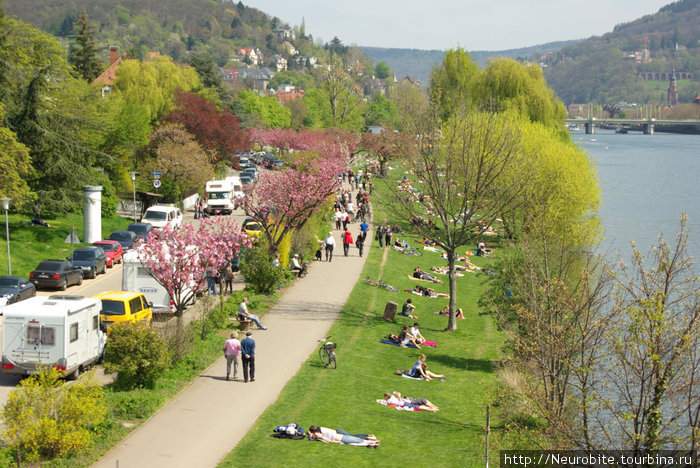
[152,171,161,193]
[153,179,161,189]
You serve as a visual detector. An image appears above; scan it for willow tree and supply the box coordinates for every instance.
[391,111,531,331]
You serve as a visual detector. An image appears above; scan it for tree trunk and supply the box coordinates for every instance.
[446,249,458,331]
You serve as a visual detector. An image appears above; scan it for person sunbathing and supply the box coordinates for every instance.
[441,252,466,261]
[431,266,465,276]
[388,391,440,411]
[413,267,441,283]
[308,426,379,447]
[435,306,464,318]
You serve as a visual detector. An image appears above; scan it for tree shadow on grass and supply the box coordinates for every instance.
[427,353,496,373]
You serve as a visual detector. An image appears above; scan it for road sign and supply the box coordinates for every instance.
[152,171,162,179]
[153,179,161,189]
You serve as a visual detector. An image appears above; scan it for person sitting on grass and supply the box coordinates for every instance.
[409,322,426,344]
[397,325,421,349]
[409,354,445,381]
[413,267,441,283]
[308,426,380,447]
[398,298,418,319]
[384,392,440,411]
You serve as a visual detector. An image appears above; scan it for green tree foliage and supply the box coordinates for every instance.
[374,61,391,79]
[188,51,222,89]
[113,56,202,121]
[0,120,32,204]
[102,97,153,160]
[68,9,101,81]
[269,70,316,92]
[233,89,290,129]
[240,241,285,294]
[364,94,398,127]
[103,322,171,389]
[2,367,107,462]
[390,78,429,134]
[429,47,480,120]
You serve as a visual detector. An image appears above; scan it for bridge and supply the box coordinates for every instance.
[566,118,700,135]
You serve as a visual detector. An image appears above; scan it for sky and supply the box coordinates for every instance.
[244,0,674,51]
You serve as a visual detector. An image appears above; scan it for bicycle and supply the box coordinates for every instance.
[363,277,400,293]
[318,336,337,368]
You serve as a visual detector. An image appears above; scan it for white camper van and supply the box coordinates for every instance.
[122,250,174,314]
[204,177,243,215]
[2,295,106,379]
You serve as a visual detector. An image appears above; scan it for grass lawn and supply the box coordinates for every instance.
[221,227,511,466]
[0,212,131,278]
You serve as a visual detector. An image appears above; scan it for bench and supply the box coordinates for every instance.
[237,316,251,331]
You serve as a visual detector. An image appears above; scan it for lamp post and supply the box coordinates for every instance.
[1,198,10,275]
[130,172,138,222]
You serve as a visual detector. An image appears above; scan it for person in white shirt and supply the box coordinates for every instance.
[324,232,336,262]
[409,323,426,344]
[334,209,343,229]
[291,254,303,277]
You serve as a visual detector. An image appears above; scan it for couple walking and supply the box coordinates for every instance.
[223,331,256,383]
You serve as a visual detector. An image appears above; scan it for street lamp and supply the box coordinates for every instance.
[1,198,10,276]
[130,172,138,222]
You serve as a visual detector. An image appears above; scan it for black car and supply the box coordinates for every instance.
[240,175,253,185]
[108,230,138,250]
[0,276,36,306]
[127,223,154,241]
[29,260,83,290]
[67,247,108,279]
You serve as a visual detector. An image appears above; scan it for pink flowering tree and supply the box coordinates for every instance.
[137,217,251,316]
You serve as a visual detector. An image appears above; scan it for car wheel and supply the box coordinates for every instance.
[60,280,67,291]
[68,366,80,381]
[77,275,83,286]
[101,264,107,275]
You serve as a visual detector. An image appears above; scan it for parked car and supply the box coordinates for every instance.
[142,205,183,229]
[240,175,253,185]
[67,246,108,279]
[92,240,123,268]
[93,291,153,328]
[241,168,257,180]
[242,217,263,238]
[108,230,138,251]
[127,222,154,241]
[29,260,83,290]
[0,276,36,307]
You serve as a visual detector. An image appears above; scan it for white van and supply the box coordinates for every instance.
[1,295,106,379]
[142,205,183,229]
[204,177,242,214]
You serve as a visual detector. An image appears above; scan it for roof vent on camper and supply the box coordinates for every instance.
[48,295,85,301]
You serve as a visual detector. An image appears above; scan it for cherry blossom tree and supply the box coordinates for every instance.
[137,217,251,316]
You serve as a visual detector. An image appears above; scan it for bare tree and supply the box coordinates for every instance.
[390,110,530,331]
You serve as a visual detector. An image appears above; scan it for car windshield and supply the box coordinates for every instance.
[208,192,229,200]
[95,243,115,252]
[70,251,95,261]
[109,232,132,242]
[0,278,19,287]
[143,211,167,221]
[37,262,62,271]
[100,300,126,316]
[246,224,262,231]
[129,225,149,234]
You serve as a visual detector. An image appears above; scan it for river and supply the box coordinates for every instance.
[573,129,700,264]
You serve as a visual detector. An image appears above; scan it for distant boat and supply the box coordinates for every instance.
[615,127,629,134]
[590,138,597,142]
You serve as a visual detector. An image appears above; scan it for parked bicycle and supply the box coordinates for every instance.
[363,277,400,293]
[318,336,337,368]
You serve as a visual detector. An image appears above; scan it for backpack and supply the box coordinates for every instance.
[272,423,305,440]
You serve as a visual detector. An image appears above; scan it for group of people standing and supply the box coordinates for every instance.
[205,262,236,296]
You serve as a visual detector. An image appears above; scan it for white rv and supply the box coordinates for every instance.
[2,295,106,379]
[121,250,175,314]
[204,176,243,215]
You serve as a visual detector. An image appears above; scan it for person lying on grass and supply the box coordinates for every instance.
[431,266,465,276]
[435,305,464,318]
[384,391,440,411]
[404,285,449,298]
[413,267,441,283]
[308,426,380,447]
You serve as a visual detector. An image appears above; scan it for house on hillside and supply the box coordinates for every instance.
[282,41,298,56]
[239,47,263,66]
[273,29,295,40]
[364,77,386,97]
[94,46,127,99]
[294,55,318,68]
[219,67,239,86]
[236,67,275,91]
[270,54,288,72]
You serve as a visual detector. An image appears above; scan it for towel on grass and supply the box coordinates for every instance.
[423,246,444,253]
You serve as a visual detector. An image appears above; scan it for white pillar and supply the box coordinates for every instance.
[82,186,103,244]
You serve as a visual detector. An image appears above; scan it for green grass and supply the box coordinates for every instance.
[221,226,510,466]
[0,213,131,278]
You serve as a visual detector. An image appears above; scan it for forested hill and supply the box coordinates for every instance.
[362,41,581,86]
[3,0,318,65]
[542,0,700,105]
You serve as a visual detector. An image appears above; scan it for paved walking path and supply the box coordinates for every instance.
[94,225,371,468]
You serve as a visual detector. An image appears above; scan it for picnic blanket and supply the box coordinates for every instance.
[407,275,441,283]
[423,246,444,253]
[376,400,422,411]
[381,339,437,348]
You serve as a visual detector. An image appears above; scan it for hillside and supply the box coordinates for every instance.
[362,41,581,86]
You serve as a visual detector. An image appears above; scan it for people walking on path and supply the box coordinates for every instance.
[341,210,349,230]
[324,232,336,262]
[377,224,385,247]
[342,228,354,257]
[238,297,267,330]
[356,231,365,257]
[334,209,343,230]
[223,332,241,381]
[384,226,393,248]
[241,331,255,383]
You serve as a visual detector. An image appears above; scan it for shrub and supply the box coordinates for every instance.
[108,391,163,420]
[2,367,107,463]
[240,242,285,294]
[103,322,171,389]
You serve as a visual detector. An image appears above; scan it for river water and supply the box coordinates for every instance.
[573,129,700,264]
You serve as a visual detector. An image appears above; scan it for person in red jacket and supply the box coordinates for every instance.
[342,228,354,257]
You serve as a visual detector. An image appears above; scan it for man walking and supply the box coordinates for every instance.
[356,231,365,257]
[241,331,255,383]
[324,232,336,262]
[223,331,240,381]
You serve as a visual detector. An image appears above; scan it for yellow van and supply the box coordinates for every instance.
[93,291,153,328]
